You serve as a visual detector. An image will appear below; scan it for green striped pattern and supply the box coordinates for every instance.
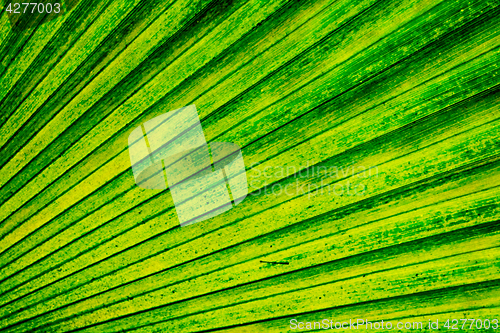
[0,0,499,331]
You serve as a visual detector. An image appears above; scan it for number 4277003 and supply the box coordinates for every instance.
[5,3,61,14]
[443,319,498,330]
